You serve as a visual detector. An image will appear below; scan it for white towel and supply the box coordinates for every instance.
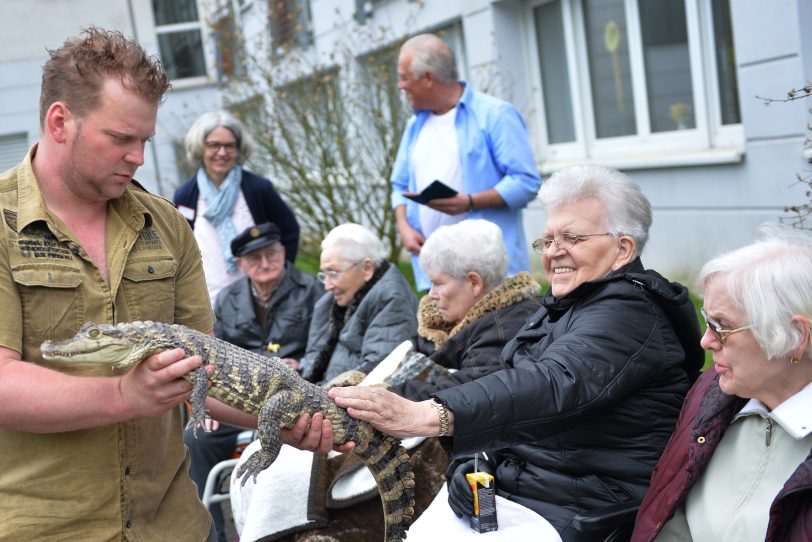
[231,339,428,537]
[407,485,563,541]
[230,441,326,541]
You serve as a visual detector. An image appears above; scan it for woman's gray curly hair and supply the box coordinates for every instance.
[419,219,507,291]
[321,223,388,266]
[184,110,254,165]
[697,224,812,362]
[538,164,652,257]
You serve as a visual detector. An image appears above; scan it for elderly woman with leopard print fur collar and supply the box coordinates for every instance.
[389,219,542,400]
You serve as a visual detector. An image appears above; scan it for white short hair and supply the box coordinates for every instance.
[697,224,812,361]
[401,34,457,83]
[321,223,388,265]
[419,220,507,290]
[538,164,652,257]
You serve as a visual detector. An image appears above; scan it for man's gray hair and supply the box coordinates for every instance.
[419,219,507,291]
[321,223,388,266]
[697,224,812,362]
[401,34,458,83]
[184,110,254,165]
[538,164,652,257]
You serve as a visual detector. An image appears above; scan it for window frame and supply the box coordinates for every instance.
[152,0,210,87]
[525,0,744,171]
[210,0,247,82]
[268,0,314,57]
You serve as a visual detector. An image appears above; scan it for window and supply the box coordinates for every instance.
[268,0,313,56]
[0,133,29,172]
[152,0,207,81]
[276,68,342,154]
[358,44,409,131]
[528,0,742,170]
[211,2,245,80]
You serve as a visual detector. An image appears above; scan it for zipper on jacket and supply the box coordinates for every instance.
[765,417,773,447]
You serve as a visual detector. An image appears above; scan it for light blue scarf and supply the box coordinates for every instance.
[196,165,242,272]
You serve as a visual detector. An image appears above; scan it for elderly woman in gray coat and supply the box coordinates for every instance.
[288,223,418,385]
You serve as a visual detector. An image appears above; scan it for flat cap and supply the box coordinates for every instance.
[231,222,282,257]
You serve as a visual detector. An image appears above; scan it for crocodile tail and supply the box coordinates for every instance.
[353,430,416,542]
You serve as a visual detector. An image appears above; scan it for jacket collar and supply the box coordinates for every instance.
[418,271,540,349]
[411,80,471,116]
[539,257,704,382]
[541,258,647,312]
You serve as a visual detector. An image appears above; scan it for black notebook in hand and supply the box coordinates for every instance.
[403,180,458,205]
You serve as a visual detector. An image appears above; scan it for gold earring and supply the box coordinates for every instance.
[790,356,800,364]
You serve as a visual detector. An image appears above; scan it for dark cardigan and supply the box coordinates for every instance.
[173,168,300,262]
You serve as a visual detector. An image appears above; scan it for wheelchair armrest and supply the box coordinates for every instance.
[571,500,640,532]
[202,458,240,508]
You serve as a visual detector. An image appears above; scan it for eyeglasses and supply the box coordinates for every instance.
[700,308,751,345]
[531,232,613,254]
[204,141,238,153]
[317,261,361,283]
[241,248,283,265]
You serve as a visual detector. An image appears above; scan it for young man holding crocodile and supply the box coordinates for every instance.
[0,27,336,541]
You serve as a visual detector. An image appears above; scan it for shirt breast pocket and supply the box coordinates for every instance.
[12,264,84,347]
[121,258,177,323]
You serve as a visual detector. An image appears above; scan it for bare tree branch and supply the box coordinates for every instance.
[756,82,812,105]
[212,11,412,261]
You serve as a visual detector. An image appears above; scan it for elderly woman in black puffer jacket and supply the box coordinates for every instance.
[330,164,705,542]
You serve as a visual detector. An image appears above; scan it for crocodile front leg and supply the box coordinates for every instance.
[235,390,303,486]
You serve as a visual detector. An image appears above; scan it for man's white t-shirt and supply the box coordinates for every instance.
[411,106,468,237]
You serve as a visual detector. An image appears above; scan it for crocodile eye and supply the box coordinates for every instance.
[89,329,100,338]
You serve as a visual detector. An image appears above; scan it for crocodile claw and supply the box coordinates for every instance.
[235,449,275,486]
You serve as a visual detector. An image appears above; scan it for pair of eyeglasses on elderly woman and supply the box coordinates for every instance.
[204,141,238,153]
[531,232,613,254]
[700,308,751,344]
[317,261,361,283]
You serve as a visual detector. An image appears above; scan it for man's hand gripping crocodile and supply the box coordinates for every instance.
[41,321,416,542]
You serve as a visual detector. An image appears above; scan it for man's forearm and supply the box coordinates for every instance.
[0,357,131,432]
[395,204,412,235]
[206,397,257,428]
[468,188,506,210]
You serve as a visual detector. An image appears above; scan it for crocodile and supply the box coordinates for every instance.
[40,321,416,542]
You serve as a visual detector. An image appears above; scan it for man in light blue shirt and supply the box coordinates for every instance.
[391,34,542,291]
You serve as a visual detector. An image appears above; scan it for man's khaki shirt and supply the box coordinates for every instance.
[0,148,216,541]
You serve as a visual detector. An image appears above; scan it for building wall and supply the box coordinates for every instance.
[0,0,221,194]
[0,1,134,169]
[323,0,810,284]
[1,0,809,285]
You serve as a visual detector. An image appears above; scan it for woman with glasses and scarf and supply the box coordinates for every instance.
[173,110,300,303]
[287,223,418,385]
[632,226,812,542]
[329,164,705,541]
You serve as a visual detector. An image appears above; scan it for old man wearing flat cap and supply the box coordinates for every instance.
[184,222,323,542]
